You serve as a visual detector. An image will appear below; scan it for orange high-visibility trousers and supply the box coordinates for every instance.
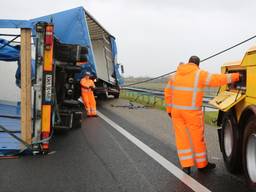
[81,90,96,116]
[172,109,207,168]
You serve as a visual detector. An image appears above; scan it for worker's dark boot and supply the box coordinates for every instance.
[198,162,216,172]
[182,167,191,175]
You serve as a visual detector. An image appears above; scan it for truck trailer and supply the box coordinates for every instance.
[0,19,90,154]
[0,7,123,154]
[30,6,124,99]
[209,46,256,185]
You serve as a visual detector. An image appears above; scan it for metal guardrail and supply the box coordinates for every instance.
[122,87,164,96]
[121,87,217,109]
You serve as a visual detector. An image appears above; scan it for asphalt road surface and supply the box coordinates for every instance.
[0,98,256,192]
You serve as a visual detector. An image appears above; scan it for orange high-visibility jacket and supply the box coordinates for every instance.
[164,63,240,113]
[80,78,95,92]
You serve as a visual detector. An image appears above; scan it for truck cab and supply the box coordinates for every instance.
[209,46,256,185]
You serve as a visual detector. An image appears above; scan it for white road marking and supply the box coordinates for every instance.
[97,111,211,192]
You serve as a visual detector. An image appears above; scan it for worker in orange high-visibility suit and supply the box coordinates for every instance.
[80,72,97,117]
[164,56,240,175]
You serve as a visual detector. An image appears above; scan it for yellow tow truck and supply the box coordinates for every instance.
[209,46,256,185]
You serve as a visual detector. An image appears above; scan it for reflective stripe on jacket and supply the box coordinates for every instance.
[164,63,240,112]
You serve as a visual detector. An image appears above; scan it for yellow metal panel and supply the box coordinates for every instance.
[222,61,241,67]
[220,67,228,91]
[241,48,256,67]
[246,66,256,98]
[245,97,256,106]
[209,91,246,112]
[235,97,256,121]
[41,105,51,132]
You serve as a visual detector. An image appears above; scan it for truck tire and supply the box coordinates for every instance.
[113,93,120,99]
[221,111,242,173]
[98,90,109,100]
[72,112,82,129]
[242,116,256,185]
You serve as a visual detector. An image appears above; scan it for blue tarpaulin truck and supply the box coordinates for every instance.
[31,6,124,99]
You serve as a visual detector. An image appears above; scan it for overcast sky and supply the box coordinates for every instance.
[1,0,256,78]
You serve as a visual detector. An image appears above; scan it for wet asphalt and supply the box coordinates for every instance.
[0,98,255,192]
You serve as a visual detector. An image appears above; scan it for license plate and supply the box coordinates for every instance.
[45,74,52,102]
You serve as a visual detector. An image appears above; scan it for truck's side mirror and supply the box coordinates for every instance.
[121,65,124,74]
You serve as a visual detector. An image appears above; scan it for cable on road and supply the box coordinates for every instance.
[124,34,256,87]
[111,102,150,109]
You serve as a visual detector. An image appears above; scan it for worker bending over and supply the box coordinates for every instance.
[164,56,240,174]
[80,72,97,117]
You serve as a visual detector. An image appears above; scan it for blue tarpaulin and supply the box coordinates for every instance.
[30,6,123,83]
[0,38,20,61]
[0,102,21,155]
[0,20,31,29]
[0,38,35,87]
[30,6,97,77]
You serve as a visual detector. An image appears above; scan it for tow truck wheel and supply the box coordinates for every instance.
[242,116,256,185]
[221,111,242,173]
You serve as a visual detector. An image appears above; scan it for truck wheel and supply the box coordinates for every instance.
[113,93,120,99]
[72,112,82,129]
[104,90,109,99]
[242,116,256,185]
[221,111,242,173]
[100,83,109,100]
[98,90,109,100]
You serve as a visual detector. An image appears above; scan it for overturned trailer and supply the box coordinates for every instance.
[30,7,124,99]
[0,21,89,155]
[0,7,123,155]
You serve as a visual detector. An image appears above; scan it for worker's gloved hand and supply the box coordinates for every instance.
[168,113,172,118]
[89,86,94,90]
[234,72,241,82]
